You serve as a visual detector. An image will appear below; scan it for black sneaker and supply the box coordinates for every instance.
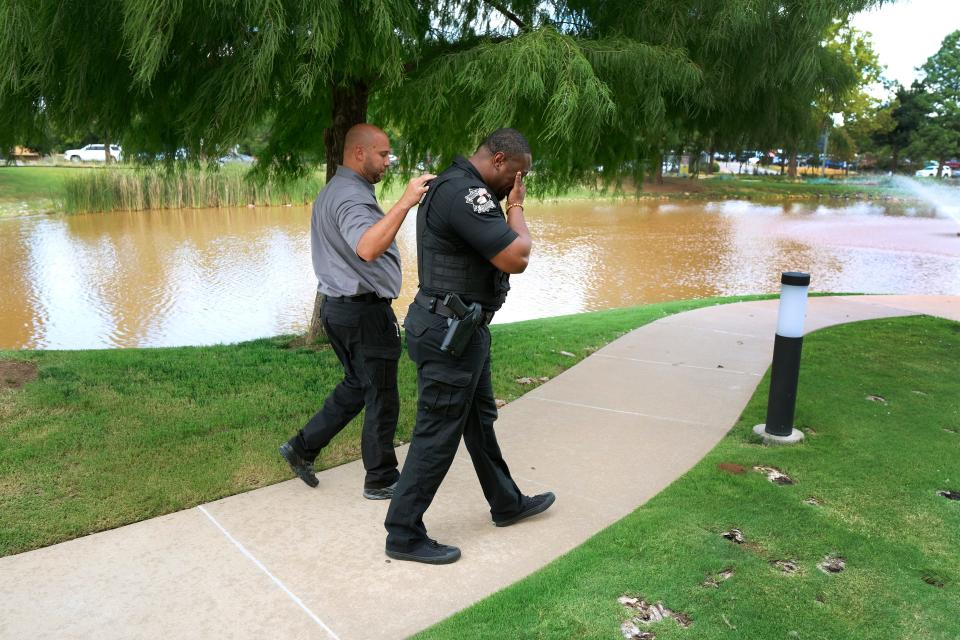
[279,443,318,488]
[494,492,556,527]
[385,538,461,565]
[362,481,397,501]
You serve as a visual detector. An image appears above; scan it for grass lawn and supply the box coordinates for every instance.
[415,315,960,640]
[0,166,78,215]
[699,174,907,202]
[0,296,770,557]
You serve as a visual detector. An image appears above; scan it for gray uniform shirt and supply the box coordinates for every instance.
[311,166,402,298]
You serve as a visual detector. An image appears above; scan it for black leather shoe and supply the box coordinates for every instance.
[279,443,318,488]
[385,539,461,565]
[362,481,397,500]
[494,492,556,527]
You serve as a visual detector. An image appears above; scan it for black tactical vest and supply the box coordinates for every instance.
[416,166,510,311]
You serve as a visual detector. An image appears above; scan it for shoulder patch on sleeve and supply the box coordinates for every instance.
[464,187,498,215]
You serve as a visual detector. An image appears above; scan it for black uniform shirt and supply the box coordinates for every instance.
[428,156,518,261]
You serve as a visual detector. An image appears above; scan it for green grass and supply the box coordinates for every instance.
[0,296,767,557]
[0,166,76,215]
[699,174,908,202]
[414,315,960,640]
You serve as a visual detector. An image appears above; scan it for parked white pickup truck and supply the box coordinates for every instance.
[63,144,122,163]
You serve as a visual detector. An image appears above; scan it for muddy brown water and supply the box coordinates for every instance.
[1,199,958,350]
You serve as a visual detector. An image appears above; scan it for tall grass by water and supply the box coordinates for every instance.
[62,166,324,213]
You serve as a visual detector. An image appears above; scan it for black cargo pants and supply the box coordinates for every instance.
[288,296,401,490]
[384,303,524,551]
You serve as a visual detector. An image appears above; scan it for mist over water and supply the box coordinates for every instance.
[1,199,958,350]
[888,175,960,226]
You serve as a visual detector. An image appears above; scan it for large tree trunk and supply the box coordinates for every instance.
[788,150,798,179]
[653,151,664,184]
[891,144,899,173]
[309,80,370,341]
[707,145,715,175]
[323,80,369,182]
[307,291,325,344]
[104,131,112,165]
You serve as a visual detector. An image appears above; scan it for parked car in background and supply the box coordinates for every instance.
[915,162,951,178]
[63,144,122,162]
[943,160,960,171]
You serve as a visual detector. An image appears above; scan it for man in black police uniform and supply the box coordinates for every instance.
[384,128,555,564]
[279,123,434,500]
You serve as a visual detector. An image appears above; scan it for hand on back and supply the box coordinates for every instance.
[400,174,436,210]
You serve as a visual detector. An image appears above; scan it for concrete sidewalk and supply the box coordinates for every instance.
[2,295,957,640]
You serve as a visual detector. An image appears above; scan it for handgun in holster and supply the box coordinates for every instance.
[439,293,483,357]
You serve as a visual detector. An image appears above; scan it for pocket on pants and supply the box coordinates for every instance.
[419,363,473,418]
[360,307,402,360]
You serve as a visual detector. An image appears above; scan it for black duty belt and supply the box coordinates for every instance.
[324,292,388,303]
[414,291,494,325]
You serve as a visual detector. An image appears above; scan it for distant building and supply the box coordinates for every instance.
[13,146,41,161]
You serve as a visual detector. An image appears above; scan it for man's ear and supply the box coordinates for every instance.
[492,151,507,169]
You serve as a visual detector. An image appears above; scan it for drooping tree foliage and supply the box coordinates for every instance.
[383,0,884,186]
[2,0,882,183]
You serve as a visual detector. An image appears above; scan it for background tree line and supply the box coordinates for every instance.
[10,0,952,182]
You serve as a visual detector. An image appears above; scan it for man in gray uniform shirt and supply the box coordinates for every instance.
[280,123,434,500]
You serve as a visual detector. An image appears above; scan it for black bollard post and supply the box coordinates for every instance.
[753,272,810,445]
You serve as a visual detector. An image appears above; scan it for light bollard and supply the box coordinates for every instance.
[753,272,810,445]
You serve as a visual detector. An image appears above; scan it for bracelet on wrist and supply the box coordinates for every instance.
[506,202,524,213]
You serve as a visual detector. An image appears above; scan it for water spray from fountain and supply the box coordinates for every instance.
[888,175,960,234]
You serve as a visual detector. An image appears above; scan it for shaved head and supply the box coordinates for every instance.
[343,124,388,162]
[342,123,392,184]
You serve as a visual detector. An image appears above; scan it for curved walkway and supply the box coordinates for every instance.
[2,295,958,640]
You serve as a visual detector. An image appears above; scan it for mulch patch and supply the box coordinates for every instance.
[0,361,38,390]
[718,462,746,475]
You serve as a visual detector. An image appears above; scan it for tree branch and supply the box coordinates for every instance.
[486,1,528,32]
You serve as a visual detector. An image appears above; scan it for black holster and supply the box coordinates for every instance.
[439,293,483,357]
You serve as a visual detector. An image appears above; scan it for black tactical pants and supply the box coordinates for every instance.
[384,303,524,551]
[289,297,401,490]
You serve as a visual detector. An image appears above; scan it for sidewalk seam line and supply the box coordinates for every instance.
[527,396,710,426]
[654,322,765,338]
[197,505,340,640]
[592,353,762,376]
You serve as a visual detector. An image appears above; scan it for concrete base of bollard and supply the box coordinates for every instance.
[753,423,805,445]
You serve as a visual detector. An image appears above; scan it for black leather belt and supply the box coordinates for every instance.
[414,291,494,325]
[324,292,387,303]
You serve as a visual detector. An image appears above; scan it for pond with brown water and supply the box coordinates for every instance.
[1,199,958,350]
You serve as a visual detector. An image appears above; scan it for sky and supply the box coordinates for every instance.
[851,0,960,89]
